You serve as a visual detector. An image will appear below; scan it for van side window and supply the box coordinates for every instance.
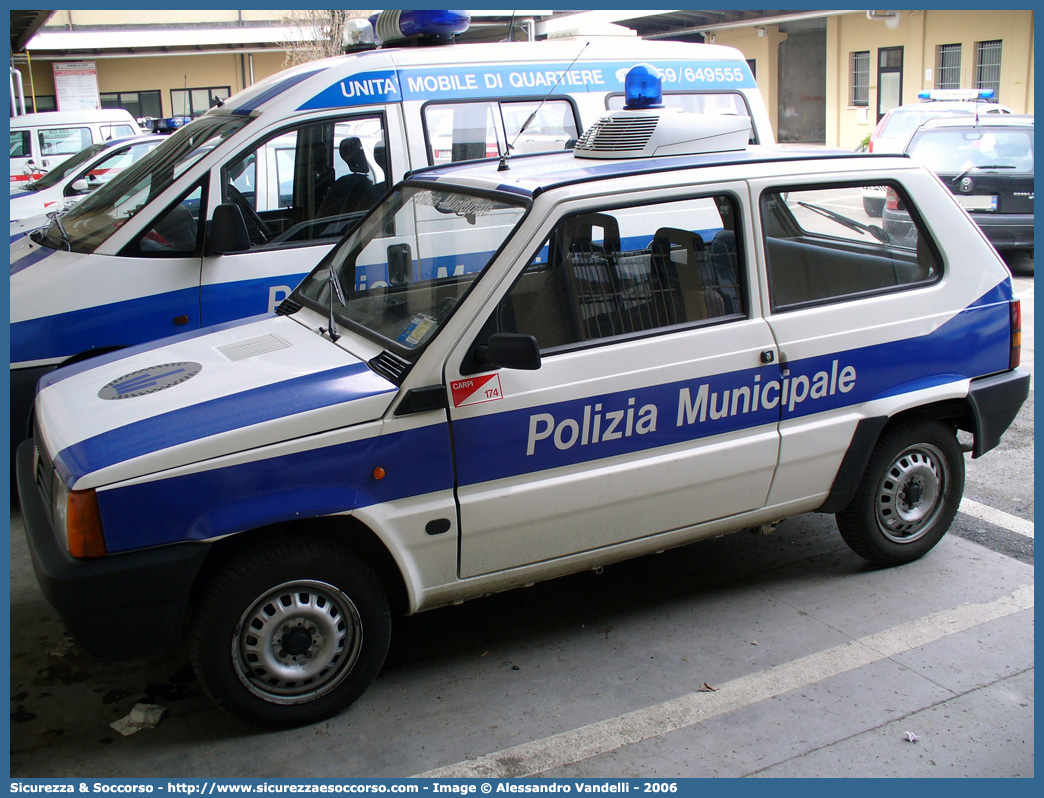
[497,194,745,351]
[38,127,93,158]
[221,115,387,250]
[761,184,940,311]
[10,131,31,159]
[424,99,579,165]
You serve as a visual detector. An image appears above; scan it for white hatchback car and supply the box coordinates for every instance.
[18,88,1029,728]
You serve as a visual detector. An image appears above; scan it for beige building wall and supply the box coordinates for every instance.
[25,52,289,118]
[716,9,1033,149]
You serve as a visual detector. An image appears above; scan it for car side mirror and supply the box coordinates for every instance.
[205,202,251,256]
[69,178,92,194]
[477,333,541,371]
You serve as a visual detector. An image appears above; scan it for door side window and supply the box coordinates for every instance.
[495,194,745,352]
[220,115,388,250]
[10,130,31,159]
[761,184,940,312]
[122,182,205,258]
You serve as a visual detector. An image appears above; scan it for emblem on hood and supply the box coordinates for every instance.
[98,362,202,400]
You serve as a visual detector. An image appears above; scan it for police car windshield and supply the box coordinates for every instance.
[34,114,251,253]
[295,184,527,352]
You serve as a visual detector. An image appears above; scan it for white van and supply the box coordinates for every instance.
[10,109,143,186]
[10,14,774,454]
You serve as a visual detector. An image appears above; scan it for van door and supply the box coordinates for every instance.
[447,188,780,577]
[199,110,402,325]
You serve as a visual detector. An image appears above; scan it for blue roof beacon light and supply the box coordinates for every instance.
[370,10,471,46]
[624,64,664,110]
[918,88,996,101]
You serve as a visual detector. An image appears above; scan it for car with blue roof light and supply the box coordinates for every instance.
[17,66,1029,728]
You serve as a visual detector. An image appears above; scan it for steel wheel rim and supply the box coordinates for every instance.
[875,442,948,544]
[232,580,363,705]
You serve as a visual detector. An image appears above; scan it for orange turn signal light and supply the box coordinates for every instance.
[66,489,107,559]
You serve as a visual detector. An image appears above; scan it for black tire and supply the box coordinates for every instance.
[862,195,885,218]
[189,536,391,728]
[836,418,964,566]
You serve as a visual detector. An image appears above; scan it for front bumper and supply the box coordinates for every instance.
[16,439,211,659]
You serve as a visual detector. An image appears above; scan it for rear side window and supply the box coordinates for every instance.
[10,130,31,159]
[38,127,93,157]
[496,194,745,352]
[761,184,939,312]
[423,99,579,165]
[101,124,137,140]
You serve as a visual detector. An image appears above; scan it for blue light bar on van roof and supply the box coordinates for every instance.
[370,9,470,44]
[918,89,995,101]
[624,64,663,110]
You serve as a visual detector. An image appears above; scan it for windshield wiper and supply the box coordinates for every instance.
[318,262,348,343]
[49,210,72,251]
[797,200,890,243]
[951,164,1016,185]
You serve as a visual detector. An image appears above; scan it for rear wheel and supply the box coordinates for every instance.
[189,536,390,727]
[836,419,964,566]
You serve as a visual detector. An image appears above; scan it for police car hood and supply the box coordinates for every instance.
[35,316,399,489]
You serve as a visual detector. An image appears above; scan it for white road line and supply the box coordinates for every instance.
[416,585,1034,779]
[959,497,1034,539]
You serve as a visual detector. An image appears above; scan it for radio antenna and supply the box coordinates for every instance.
[498,41,589,172]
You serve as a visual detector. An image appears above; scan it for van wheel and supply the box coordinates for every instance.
[836,419,964,566]
[189,537,390,728]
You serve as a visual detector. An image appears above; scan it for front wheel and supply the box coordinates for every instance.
[836,419,964,566]
[189,536,391,728]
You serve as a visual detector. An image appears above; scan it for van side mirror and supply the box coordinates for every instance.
[477,333,541,370]
[206,202,251,256]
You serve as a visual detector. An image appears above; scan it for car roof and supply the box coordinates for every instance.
[408,146,900,199]
[917,113,1033,130]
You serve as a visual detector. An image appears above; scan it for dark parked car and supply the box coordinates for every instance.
[883,114,1033,253]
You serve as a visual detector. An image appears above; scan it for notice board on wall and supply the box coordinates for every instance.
[53,61,100,110]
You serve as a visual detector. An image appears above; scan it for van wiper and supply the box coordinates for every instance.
[797,200,890,243]
[951,164,1015,185]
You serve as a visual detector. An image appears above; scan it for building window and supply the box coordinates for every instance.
[101,90,162,122]
[31,95,56,113]
[171,86,231,118]
[935,44,962,89]
[975,40,1002,97]
[850,51,870,106]
[876,46,904,122]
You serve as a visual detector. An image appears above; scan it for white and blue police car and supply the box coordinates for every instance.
[17,68,1029,728]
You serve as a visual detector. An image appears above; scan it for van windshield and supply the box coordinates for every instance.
[33,114,251,253]
[295,184,527,353]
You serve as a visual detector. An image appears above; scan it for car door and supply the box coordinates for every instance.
[446,187,781,578]
[199,110,403,325]
[752,178,945,507]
